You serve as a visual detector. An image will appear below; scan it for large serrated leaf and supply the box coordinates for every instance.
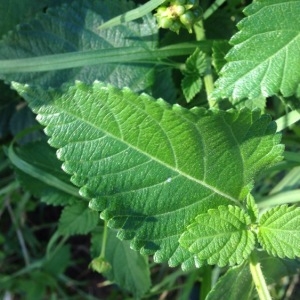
[212,0,300,100]
[179,205,255,267]
[12,81,283,268]
[258,205,300,259]
[0,0,157,91]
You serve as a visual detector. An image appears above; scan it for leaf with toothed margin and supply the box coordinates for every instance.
[179,205,255,267]
[211,0,300,101]
[12,81,283,269]
[258,205,300,259]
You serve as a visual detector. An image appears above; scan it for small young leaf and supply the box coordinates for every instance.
[181,48,206,102]
[58,201,99,236]
[179,205,255,266]
[212,0,300,100]
[258,205,300,259]
[185,48,207,75]
[181,74,202,102]
[245,193,258,223]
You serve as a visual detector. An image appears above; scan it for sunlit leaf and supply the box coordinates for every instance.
[12,81,283,268]
[212,0,300,100]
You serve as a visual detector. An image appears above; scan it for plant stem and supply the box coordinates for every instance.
[200,265,212,300]
[99,0,165,29]
[193,20,216,108]
[249,251,272,300]
[100,220,109,257]
[0,42,211,74]
[275,110,300,132]
[203,0,227,20]
[5,196,30,267]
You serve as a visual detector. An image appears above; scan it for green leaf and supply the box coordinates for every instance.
[185,48,207,75]
[43,245,71,275]
[258,205,300,259]
[212,0,300,100]
[58,201,99,236]
[231,96,266,112]
[207,249,300,300]
[0,0,157,91]
[181,74,202,103]
[13,81,283,268]
[0,0,66,38]
[181,48,206,102]
[91,228,151,298]
[179,205,255,266]
[211,40,231,74]
[206,262,255,300]
[246,193,258,223]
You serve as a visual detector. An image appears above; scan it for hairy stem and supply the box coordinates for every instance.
[249,251,272,300]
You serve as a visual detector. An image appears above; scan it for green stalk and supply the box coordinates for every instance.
[8,144,82,198]
[100,220,109,258]
[249,252,272,300]
[0,42,211,74]
[203,0,227,20]
[6,196,30,267]
[275,110,300,132]
[193,20,216,108]
[99,0,166,29]
[200,265,212,300]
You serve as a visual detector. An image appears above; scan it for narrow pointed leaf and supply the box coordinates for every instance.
[212,0,300,100]
[179,205,255,266]
[12,81,283,267]
[258,205,300,258]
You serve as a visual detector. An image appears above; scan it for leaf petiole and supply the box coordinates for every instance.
[249,251,272,300]
[100,220,109,258]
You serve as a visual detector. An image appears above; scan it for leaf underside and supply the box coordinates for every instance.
[179,205,255,267]
[258,205,300,259]
[212,0,300,100]
[12,81,283,268]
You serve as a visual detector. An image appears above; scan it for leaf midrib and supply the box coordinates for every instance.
[49,92,240,205]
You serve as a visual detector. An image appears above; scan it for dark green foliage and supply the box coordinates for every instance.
[0,0,300,299]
